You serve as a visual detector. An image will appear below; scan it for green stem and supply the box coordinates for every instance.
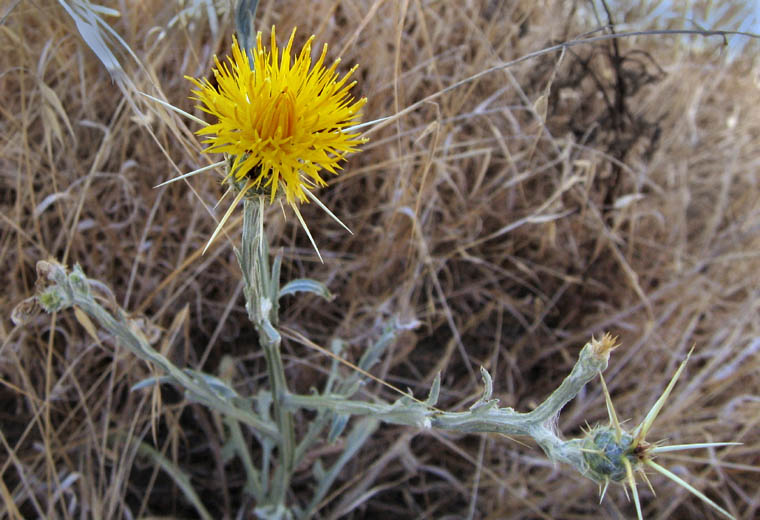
[283,340,609,478]
[32,260,279,440]
[29,257,611,506]
[526,343,606,423]
[239,199,296,507]
[259,325,295,505]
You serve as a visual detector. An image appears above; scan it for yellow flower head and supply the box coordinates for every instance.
[188,27,367,206]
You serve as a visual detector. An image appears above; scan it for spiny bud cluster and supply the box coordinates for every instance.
[582,425,646,483]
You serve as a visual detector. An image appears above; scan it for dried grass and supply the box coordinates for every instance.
[1,0,758,518]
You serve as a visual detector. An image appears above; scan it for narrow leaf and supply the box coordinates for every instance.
[280,278,333,300]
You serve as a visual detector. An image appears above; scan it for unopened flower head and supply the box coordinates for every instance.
[583,350,740,520]
[188,27,367,206]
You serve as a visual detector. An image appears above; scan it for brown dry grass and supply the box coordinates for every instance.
[1,0,759,518]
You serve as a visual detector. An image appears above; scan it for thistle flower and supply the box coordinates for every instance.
[188,27,366,205]
[154,26,367,257]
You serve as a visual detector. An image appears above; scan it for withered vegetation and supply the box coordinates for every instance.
[1,1,758,518]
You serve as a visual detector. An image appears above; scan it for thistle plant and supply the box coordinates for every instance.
[16,197,742,520]
[9,2,748,519]
[16,237,741,519]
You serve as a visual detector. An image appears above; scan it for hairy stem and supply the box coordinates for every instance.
[238,199,295,507]
[283,340,610,478]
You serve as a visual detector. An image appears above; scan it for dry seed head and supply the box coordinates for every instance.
[590,332,620,360]
[36,258,65,282]
[11,297,39,326]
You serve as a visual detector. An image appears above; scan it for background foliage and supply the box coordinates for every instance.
[1,0,758,518]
